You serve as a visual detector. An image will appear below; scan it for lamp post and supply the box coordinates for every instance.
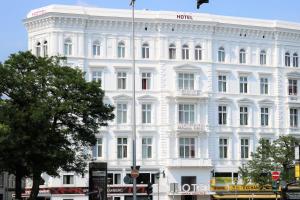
[129,1,137,200]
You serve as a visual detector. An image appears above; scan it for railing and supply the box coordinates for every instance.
[177,123,205,131]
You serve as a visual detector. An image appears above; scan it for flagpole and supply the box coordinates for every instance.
[130,1,137,200]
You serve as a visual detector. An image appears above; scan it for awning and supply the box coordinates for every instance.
[213,194,280,199]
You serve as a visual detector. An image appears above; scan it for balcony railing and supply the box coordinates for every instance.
[176,123,205,131]
[167,158,212,167]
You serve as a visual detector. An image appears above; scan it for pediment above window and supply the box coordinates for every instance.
[137,95,157,102]
[287,71,300,79]
[174,64,201,72]
[258,99,274,105]
[237,98,254,104]
[112,94,132,101]
[216,97,233,103]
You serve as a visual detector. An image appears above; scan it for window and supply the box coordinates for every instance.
[93,40,101,56]
[178,73,194,90]
[218,75,226,92]
[118,42,125,58]
[179,138,195,158]
[97,138,103,157]
[285,52,291,67]
[117,104,127,124]
[288,79,297,95]
[239,49,246,64]
[107,173,121,184]
[64,38,72,56]
[182,44,189,60]
[142,104,151,124]
[240,106,248,126]
[169,44,176,59]
[239,76,248,94]
[195,45,202,60]
[260,77,269,95]
[178,104,195,124]
[142,43,150,59]
[261,107,269,127]
[92,71,102,84]
[241,138,249,159]
[218,47,225,62]
[43,41,48,57]
[117,72,127,89]
[141,72,151,90]
[63,175,74,185]
[219,138,228,159]
[117,138,127,159]
[218,106,227,125]
[290,108,298,127]
[260,50,266,65]
[293,53,299,67]
[36,42,41,57]
[142,137,152,159]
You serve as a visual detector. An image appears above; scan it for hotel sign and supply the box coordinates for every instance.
[170,183,213,195]
[176,15,193,20]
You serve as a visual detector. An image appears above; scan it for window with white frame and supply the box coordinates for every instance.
[178,73,194,90]
[290,108,298,127]
[93,40,101,56]
[240,106,248,126]
[142,43,150,59]
[218,75,227,92]
[261,107,269,127]
[36,42,41,57]
[293,53,299,67]
[179,138,195,158]
[91,71,102,84]
[218,47,225,62]
[118,42,125,58]
[117,104,127,124]
[64,38,72,56]
[288,79,297,95]
[97,138,103,157]
[239,49,246,64]
[117,138,127,159]
[141,72,151,90]
[169,44,176,59]
[218,106,227,125]
[260,77,269,95]
[239,76,248,94]
[178,104,195,124]
[194,45,202,60]
[107,173,121,184]
[241,138,249,159]
[142,137,152,159]
[285,52,291,67]
[63,175,74,185]
[142,104,152,124]
[219,138,228,159]
[182,44,189,60]
[117,72,127,89]
[260,50,266,65]
[43,41,48,57]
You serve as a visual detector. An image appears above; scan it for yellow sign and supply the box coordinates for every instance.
[211,185,272,192]
[295,163,300,178]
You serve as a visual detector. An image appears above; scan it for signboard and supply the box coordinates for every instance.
[131,169,139,179]
[211,185,273,192]
[89,162,107,200]
[107,186,147,194]
[272,171,281,181]
[169,183,211,195]
[176,15,193,20]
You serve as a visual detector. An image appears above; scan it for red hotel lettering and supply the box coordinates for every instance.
[177,15,193,20]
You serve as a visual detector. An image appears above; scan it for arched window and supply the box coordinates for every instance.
[260,50,266,65]
[169,44,176,59]
[195,45,202,61]
[285,52,291,67]
[182,44,189,60]
[142,43,149,59]
[36,42,41,57]
[218,47,225,62]
[64,38,72,56]
[93,40,100,56]
[43,41,48,57]
[239,49,246,64]
[118,41,125,58]
[293,53,299,67]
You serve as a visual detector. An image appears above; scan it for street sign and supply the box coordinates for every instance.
[131,168,139,178]
[272,171,281,181]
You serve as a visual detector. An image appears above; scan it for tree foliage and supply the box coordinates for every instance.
[239,136,297,188]
[0,51,114,199]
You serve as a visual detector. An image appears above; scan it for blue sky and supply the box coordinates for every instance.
[0,0,299,62]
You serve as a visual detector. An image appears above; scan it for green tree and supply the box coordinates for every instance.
[0,51,114,200]
[239,136,297,188]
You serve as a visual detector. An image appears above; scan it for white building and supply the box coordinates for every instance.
[24,4,300,200]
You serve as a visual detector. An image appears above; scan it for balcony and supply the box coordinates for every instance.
[166,158,212,167]
[174,90,208,99]
[176,123,206,132]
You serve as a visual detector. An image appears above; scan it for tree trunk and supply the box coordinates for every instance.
[15,166,23,200]
[28,171,42,200]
